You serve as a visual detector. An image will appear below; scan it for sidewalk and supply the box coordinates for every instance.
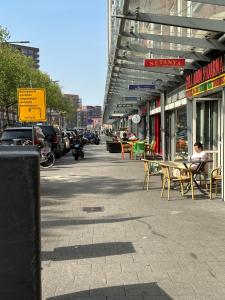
[41,141,225,300]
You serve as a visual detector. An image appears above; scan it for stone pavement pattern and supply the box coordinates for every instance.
[41,141,225,300]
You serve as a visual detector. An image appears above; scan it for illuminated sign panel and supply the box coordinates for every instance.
[144,58,185,68]
[186,73,225,98]
[185,56,225,97]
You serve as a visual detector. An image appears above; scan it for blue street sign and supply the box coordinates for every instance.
[128,84,156,90]
[124,96,140,101]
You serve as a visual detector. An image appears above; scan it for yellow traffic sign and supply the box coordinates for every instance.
[18,88,46,122]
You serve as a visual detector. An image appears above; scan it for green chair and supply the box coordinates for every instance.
[133,141,145,160]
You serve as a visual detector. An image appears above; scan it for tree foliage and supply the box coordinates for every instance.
[0,26,73,124]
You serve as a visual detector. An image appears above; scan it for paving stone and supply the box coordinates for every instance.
[92,262,122,274]
[41,143,225,299]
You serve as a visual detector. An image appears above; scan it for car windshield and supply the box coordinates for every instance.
[1,129,32,140]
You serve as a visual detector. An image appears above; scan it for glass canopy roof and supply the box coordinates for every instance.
[104,0,225,122]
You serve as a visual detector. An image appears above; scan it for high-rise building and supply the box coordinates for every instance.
[77,105,102,128]
[64,94,81,129]
[11,44,40,69]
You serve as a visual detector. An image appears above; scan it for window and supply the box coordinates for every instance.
[175,107,188,158]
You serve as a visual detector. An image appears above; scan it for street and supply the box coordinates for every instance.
[41,142,225,300]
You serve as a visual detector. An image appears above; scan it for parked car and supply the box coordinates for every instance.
[0,126,45,147]
[38,125,65,158]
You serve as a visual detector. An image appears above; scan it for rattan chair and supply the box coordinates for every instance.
[209,167,222,200]
[160,163,194,201]
[142,159,160,191]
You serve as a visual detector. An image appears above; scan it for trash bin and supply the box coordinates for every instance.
[0,146,41,300]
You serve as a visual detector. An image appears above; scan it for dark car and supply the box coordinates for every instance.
[38,125,65,157]
[0,126,45,147]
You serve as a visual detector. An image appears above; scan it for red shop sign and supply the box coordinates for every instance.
[144,58,185,68]
[186,56,224,89]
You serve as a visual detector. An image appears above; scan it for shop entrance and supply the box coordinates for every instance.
[194,95,221,168]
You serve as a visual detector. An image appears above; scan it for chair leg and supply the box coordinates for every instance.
[215,180,218,196]
[180,181,184,196]
[209,177,213,200]
[143,174,147,190]
[190,175,195,200]
[146,172,150,191]
[161,179,166,197]
[167,179,170,201]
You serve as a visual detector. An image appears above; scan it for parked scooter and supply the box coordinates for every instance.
[72,136,84,160]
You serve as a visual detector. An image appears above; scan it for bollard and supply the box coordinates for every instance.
[0,146,41,300]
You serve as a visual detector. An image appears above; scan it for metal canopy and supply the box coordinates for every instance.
[120,31,225,51]
[104,0,225,123]
[185,0,225,6]
[116,11,225,33]
[115,62,182,76]
[119,44,210,62]
[117,55,197,70]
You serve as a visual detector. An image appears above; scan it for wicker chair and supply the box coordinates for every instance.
[160,163,194,201]
[209,167,222,200]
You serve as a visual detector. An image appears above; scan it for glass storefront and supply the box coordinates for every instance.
[196,100,218,150]
[195,98,220,168]
[175,107,188,159]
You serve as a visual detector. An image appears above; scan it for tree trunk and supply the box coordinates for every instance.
[5,106,10,125]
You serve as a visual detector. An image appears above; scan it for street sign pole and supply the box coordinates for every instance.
[29,82,35,145]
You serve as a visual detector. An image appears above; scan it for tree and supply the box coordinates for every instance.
[0,26,74,126]
[0,44,35,123]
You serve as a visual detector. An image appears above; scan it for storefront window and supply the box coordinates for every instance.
[175,107,188,159]
[196,101,218,150]
[149,116,155,143]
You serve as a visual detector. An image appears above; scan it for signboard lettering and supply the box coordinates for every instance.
[186,73,225,97]
[144,58,185,68]
[124,96,140,102]
[186,56,224,89]
[18,88,46,122]
[117,104,133,108]
[128,84,155,90]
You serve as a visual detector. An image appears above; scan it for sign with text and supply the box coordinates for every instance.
[117,103,134,108]
[18,88,46,122]
[124,96,140,102]
[186,56,224,90]
[144,58,185,68]
[186,73,225,98]
[128,84,156,90]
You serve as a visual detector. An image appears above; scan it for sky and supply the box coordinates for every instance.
[0,0,107,106]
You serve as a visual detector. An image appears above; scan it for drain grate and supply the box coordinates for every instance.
[82,207,104,213]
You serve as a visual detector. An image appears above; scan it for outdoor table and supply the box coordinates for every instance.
[175,159,213,195]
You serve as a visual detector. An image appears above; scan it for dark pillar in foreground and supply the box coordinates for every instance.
[0,146,41,300]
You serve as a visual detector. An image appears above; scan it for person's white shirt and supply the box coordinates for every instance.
[190,150,208,171]
[191,151,208,161]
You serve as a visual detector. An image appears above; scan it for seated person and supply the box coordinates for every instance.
[121,132,129,142]
[190,142,208,171]
[128,132,138,141]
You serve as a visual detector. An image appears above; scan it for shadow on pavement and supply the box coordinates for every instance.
[42,215,150,228]
[41,176,143,199]
[42,242,135,261]
[47,282,173,299]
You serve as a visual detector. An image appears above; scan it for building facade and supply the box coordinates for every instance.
[11,44,40,69]
[104,0,225,200]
